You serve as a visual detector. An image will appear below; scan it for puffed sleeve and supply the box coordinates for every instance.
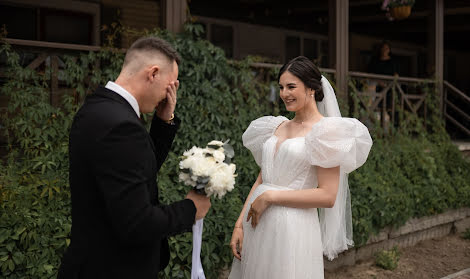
[242,116,288,166]
[305,117,373,173]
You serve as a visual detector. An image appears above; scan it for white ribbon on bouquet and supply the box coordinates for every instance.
[191,218,206,279]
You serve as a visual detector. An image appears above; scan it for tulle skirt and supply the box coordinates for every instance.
[228,183,324,279]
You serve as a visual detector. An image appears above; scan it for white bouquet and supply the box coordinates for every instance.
[179,140,236,198]
[179,140,237,279]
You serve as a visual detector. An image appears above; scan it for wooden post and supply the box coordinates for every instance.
[161,0,187,33]
[51,55,59,106]
[428,0,444,115]
[328,0,336,70]
[330,0,349,101]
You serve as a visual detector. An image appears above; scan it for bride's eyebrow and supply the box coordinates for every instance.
[279,82,297,87]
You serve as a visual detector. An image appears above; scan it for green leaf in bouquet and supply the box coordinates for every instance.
[195,183,207,190]
[223,141,235,159]
[207,144,222,150]
[197,176,210,184]
[195,185,207,195]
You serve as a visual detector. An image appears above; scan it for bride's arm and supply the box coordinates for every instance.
[247,166,339,227]
[268,166,340,208]
[230,171,263,259]
[234,171,263,227]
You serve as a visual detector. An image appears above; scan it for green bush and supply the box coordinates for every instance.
[375,246,401,270]
[349,134,470,245]
[1,23,470,278]
[462,228,470,240]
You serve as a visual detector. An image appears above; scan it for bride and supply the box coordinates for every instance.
[228,56,373,279]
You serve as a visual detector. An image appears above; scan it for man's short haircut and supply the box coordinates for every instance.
[123,36,181,68]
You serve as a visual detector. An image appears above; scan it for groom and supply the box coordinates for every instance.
[57,36,211,278]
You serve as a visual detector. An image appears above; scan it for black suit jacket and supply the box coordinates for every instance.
[58,87,196,279]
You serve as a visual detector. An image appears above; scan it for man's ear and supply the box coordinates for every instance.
[148,65,160,81]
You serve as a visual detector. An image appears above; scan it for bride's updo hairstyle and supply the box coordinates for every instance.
[277,56,324,102]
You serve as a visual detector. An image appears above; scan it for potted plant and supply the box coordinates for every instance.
[382,0,415,20]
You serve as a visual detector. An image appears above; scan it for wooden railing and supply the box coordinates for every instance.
[348,72,435,135]
[3,38,101,52]
[443,81,470,137]
[0,39,104,107]
[248,61,336,75]
[2,39,468,138]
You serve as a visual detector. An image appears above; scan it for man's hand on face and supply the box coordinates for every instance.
[156,80,179,121]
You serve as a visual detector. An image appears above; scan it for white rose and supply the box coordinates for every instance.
[229,163,236,174]
[179,172,190,183]
[207,165,235,198]
[180,155,198,170]
[191,156,217,177]
[179,172,198,187]
[207,140,224,147]
[212,150,225,163]
[183,146,204,157]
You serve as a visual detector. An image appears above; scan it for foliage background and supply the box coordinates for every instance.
[0,24,469,278]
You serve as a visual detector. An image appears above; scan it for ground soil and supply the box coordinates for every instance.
[325,233,470,279]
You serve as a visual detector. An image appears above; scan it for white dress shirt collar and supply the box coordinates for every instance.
[105,81,140,117]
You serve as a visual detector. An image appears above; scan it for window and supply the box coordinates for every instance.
[285,36,300,61]
[41,9,92,45]
[320,40,329,68]
[0,4,94,45]
[211,24,233,58]
[0,5,37,40]
[303,38,318,61]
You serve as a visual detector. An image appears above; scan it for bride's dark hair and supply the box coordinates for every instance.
[277,56,324,102]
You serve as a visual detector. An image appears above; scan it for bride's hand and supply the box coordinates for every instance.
[247,191,273,228]
[230,226,243,260]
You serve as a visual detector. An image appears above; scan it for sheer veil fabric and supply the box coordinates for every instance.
[317,75,352,260]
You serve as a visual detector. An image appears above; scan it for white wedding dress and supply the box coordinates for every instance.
[228,115,372,279]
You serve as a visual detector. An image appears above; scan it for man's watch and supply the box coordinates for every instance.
[165,113,175,124]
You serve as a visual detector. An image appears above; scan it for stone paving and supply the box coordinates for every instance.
[441,268,470,279]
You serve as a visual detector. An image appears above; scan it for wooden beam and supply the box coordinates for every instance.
[444,80,470,103]
[445,113,470,137]
[445,100,470,122]
[27,53,48,70]
[427,0,444,114]
[4,38,101,52]
[332,0,349,100]
[162,0,187,33]
[328,0,336,69]
[51,56,59,105]
[351,7,470,23]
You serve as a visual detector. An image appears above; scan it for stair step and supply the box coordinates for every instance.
[453,141,470,151]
